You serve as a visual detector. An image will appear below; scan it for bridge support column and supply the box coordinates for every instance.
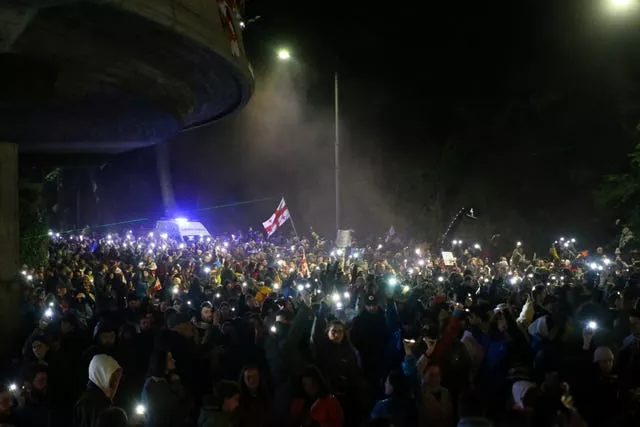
[0,142,19,361]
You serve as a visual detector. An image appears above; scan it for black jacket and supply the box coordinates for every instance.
[350,309,388,375]
[265,305,312,388]
[311,314,361,396]
[73,383,111,427]
[141,377,189,427]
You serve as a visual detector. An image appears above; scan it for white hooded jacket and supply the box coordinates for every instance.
[88,354,121,399]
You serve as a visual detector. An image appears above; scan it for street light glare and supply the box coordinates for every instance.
[612,0,632,7]
[277,49,291,60]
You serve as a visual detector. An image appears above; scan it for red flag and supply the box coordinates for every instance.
[262,198,291,237]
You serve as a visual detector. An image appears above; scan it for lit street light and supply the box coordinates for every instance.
[277,49,291,61]
[607,0,636,13]
[611,0,632,7]
[277,48,341,232]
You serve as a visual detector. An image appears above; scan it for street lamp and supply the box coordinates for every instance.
[611,0,632,7]
[276,49,341,232]
[607,0,636,12]
[277,49,291,61]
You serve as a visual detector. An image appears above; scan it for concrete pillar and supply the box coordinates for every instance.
[0,142,19,361]
[156,140,177,217]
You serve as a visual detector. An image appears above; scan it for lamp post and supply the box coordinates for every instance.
[277,49,341,232]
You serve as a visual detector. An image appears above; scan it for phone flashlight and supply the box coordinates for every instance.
[135,404,146,415]
[587,321,598,331]
[8,383,17,392]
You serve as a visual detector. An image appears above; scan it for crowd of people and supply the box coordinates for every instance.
[4,225,640,427]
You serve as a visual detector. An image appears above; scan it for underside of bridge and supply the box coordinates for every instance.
[0,0,253,360]
[0,0,253,152]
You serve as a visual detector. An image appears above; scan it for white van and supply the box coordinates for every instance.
[154,218,211,241]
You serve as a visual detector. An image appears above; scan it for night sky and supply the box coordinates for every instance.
[54,1,640,250]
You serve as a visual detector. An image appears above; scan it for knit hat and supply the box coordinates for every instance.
[593,346,614,363]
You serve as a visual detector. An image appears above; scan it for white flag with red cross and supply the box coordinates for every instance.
[262,198,291,237]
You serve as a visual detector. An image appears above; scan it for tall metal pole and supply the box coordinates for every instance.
[334,71,340,232]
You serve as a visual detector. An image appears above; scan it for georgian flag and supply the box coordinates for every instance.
[262,198,291,237]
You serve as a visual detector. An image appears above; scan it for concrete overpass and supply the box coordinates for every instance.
[0,0,253,357]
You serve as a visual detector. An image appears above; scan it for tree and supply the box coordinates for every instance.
[595,143,640,232]
[19,180,48,267]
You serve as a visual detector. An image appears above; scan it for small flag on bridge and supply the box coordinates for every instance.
[262,198,291,237]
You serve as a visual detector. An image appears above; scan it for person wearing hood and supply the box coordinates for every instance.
[140,349,190,427]
[74,354,123,427]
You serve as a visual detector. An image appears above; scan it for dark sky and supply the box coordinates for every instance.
[62,0,640,249]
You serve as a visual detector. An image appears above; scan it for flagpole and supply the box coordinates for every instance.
[289,212,300,241]
[282,195,300,241]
